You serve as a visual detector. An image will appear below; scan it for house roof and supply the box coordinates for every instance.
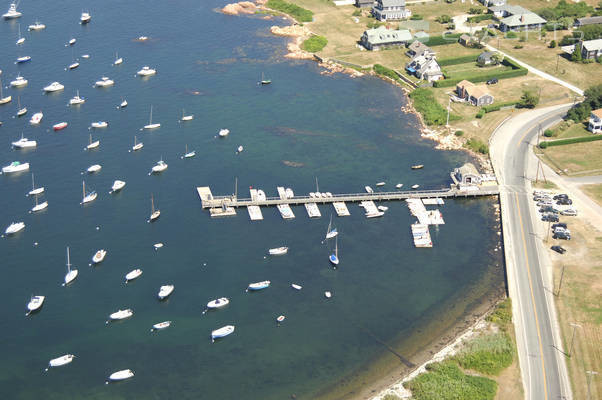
[488,4,530,15]
[465,85,491,100]
[417,58,441,75]
[408,40,432,54]
[458,163,480,177]
[378,0,405,6]
[478,51,495,60]
[500,12,546,27]
[592,108,602,119]
[459,33,472,41]
[575,16,602,26]
[582,39,602,52]
[363,26,412,45]
[457,79,474,89]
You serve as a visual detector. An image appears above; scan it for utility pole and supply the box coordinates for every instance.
[546,219,551,242]
[446,97,451,127]
[586,370,598,400]
[556,54,560,73]
[556,265,565,297]
[568,323,581,357]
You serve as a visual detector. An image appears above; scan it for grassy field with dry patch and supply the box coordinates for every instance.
[540,140,602,175]
[582,183,602,207]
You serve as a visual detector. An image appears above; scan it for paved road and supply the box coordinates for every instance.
[490,104,573,400]
[484,44,584,96]
[564,174,602,185]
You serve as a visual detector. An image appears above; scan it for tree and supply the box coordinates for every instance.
[519,90,540,109]
[572,43,583,62]
[549,40,557,48]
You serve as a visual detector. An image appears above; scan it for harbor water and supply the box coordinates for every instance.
[0,0,504,398]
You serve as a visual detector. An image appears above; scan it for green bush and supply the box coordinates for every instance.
[366,20,384,29]
[506,31,518,38]
[455,130,464,136]
[409,88,458,126]
[476,109,485,118]
[301,35,328,52]
[518,90,540,108]
[436,14,452,24]
[352,9,361,16]
[469,7,484,14]
[539,141,549,148]
[544,129,554,137]
[467,14,492,23]
[410,14,423,20]
[266,0,313,22]
[438,54,478,66]
[549,40,557,48]
[482,101,519,113]
[486,298,512,327]
[455,332,514,375]
[541,135,602,148]
[405,361,498,400]
[373,64,399,81]
[514,44,524,49]
[466,137,489,154]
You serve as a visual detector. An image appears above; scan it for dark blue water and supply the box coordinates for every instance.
[0,1,504,399]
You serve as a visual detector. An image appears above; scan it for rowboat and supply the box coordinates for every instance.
[106,369,134,383]
[45,354,75,371]
[211,325,235,342]
[246,281,270,292]
[151,321,171,332]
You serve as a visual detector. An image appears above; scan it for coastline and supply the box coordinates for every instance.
[222,3,504,398]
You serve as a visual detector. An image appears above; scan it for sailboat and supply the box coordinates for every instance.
[81,180,97,204]
[143,105,160,129]
[329,237,339,266]
[63,246,78,286]
[181,144,195,159]
[260,72,271,85]
[28,174,44,196]
[132,136,143,151]
[325,214,338,240]
[85,133,99,150]
[16,23,25,45]
[181,109,193,121]
[113,52,123,66]
[16,96,27,117]
[149,194,160,222]
[118,97,127,108]
[31,194,48,212]
[68,53,79,70]
[0,75,12,105]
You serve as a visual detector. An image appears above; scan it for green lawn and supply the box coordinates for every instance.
[582,184,602,207]
[549,121,593,139]
[541,140,602,175]
[444,62,512,79]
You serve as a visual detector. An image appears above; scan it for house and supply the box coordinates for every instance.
[574,16,602,27]
[488,4,546,31]
[459,34,472,46]
[406,55,443,81]
[589,108,602,133]
[454,163,483,187]
[360,26,412,50]
[372,0,411,21]
[477,51,497,66]
[456,80,494,106]
[406,40,435,58]
[580,39,602,60]
[355,0,375,8]
[479,0,506,6]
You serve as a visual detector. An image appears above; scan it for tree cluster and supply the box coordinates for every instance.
[567,84,602,122]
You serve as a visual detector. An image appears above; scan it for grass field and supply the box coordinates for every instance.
[444,62,512,79]
[540,140,602,175]
[547,120,593,139]
[582,183,602,207]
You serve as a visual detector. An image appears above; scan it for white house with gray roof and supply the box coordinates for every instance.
[581,39,602,60]
[488,4,546,31]
[372,0,411,21]
[406,55,443,82]
[361,26,412,50]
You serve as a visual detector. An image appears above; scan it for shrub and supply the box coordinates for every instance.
[436,14,452,24]
[476,109,485,118]
[506,31,518,38]
[352,9,361,17]
[544,129,554,137]
[467,14,492,23]
[482,101,519,113]
[549,40,557,48]
[514,44,524,49]
[373,64,399,81]
[572,43,583,62]
[539,141,549,149]
[410,14,423,20]
[455,130,464,137]
[487,298,512,327]
[519,90,540,108]
[409,88,456,126]
[455,332,514,375]
[466,137,489,154]
[266,0,313,22]
[469,7,484,14]
[301,35,328,52]
[366,20,384,29]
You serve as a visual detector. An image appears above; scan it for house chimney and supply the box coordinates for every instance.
[520,14,525,23]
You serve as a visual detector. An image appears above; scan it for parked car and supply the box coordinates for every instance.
[486,78,498,85]
[553,194,569,200]
[542,213,559,222]
[554,227,570,235]
[537,201,553,207]
[551,245,567,254]
[540,206,558,214]
[556,198,572,205]
[553,231,571,240]
[560,208,577,216]
[552,223,567,230]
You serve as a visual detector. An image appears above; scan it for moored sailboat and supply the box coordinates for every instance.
[149,194,160,222]
[63,246,78,286]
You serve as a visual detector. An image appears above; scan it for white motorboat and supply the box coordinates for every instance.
[45,354,75,371]
[411,184,420,189]
[106,369,134,383]
[207,297,229,309]
[26,295,45,315]
[68,61,79,70]
[16,23,25,44]
[53,122,68,131]
[237,145,244,153]
[218,128,229,137]
[153,243,164,250]
[291,284,302,290]
[324,214,338,240]
[277,315,286,323]
[12,135,37,149]
[28,174,44,196]
[136,66,156,76]
[69,91,85,105]
[0,75,11,104]
[28,21,45,31]
[181,110,193,121]
[329,237,339,266]
[81,180,97,204]
[87,164,102,173]
[110,180,126,193]
[411,164,424,170]
[10,75,28,87]
[211,325,235,342]
[68,38,76,46]
[90,121,108,129]
[94,77,114,87]
[81,54,90,59]
[365,186,374,194]
[377,205,388,211]
[31,197,48,213]
[137,36,148,41]
[247,280,270,291]
[149,194,160,222]
[325,291,332,298]
[151,159,168,174]
[15,55,31,64]
[366,211,385,218]
[80,12,91,24]
[151,321,171,332]
[30,112,43,124]
[113,52,123,66]
[106,309,133,323]
[143,105,160,129]
[2,161,29,173]
[44,82,64,92]
[63,247,78,286]
[92,249,107,264]
[376,182,385,187]
[118,98,127,108]
[396,183,403,189]
[2,3,21,19]
[86,134,99,150]
[5,221,25,235]
[268,246,288,256]
[181,144,195,159]
[158,285,174,300]
[132,136,143,151]
[125,268,142,283]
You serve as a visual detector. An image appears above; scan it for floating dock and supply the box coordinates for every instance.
[277,204,295,219]
[360,200,379,215]
[209,206,236,217]
[406,199,445,225]
[422,198,445,206]
[304,203,321,218]
[411,223,432,248]
[247,205,263,221]
[332,202,350,216]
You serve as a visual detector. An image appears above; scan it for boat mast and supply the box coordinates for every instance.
[149,105,153,124]
[66,246,71,272]
[31,173,35,190]
[326,214,332,236]
[151,194,155,213]
[335,237,338,258]
[82,181,85,200]
[234,177,238,199]
[315,177,319,193]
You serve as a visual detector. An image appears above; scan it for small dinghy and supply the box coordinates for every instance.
[365,186,373,194]
[45,354,75,371]
[158,285,174,300]
[53,122,68,131]
[153,243,164,250]
[87,164,102,173]
[396,183,403,189]
[106,369,134,384]
[92,249,107,264]
[375,182,385,187]
[211,325,235,342]
[268,246,288,256]
[124,268,142,283]
[276,315,286,323]
[366,211,385,218]
[207,297,229,309]
[411,164,424,170]
[110,180,126,193]
[325,291,332,299]
[291,284,302,290]
[106,309,133,324]
[218,128,229,137]
[246,280,270,292]
[411,184,420,189]
[30,112,43,125]
[91,121,108,129]
[377,206,388,212]
[151,321,171,332]
[26,295,45,315]
[236,145,244,153]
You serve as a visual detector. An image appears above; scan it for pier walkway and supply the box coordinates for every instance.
[196,185,499,211]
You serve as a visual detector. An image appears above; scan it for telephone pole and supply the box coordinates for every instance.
[568,323,581,357]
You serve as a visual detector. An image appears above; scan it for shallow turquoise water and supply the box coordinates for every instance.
[0,1,503,398]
